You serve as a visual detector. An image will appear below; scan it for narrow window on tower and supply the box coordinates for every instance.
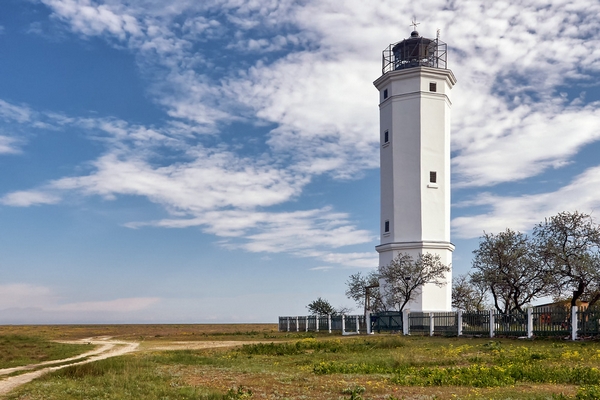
[384,130,389,144]
[430,171,437,183]
[384,220,390,233]
[429,82,437,92]
[383,88,388,99]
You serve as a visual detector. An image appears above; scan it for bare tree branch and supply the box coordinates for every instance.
[452,273,488,311]
[533,211,600,307]
[379,252,450,312]
[472,229,551,313]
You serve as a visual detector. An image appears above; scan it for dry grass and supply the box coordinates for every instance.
[0,324,278,341]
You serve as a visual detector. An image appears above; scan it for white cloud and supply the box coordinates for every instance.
[0,284,58,309]
[0,99,32,123]
[228,55,380,179]
[318,252,378,269]
[50,150,306,212]
[446,1,600,187]
[0,190,61,206]
[238,208,374,253]
[0,136,20,154]
[302,251,378,269]
[452,165,600,239]
[127,208,375,256]
[310,266,333,271]
[0,283,158,314]
[452,101,600,187]
[55,297,159,312]
[42,0,142,39]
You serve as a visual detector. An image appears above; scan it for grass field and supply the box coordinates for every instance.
[0,324,278,341]
[0,335,94,369]
[2,325,600,399]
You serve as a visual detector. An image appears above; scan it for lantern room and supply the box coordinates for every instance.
[381,30,448,74]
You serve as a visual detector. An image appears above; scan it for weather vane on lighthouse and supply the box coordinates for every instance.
[410,18,420,31]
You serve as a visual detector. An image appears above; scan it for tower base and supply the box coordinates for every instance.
[376,241,453,312]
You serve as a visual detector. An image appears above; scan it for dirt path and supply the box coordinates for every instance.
[0,337,138,396]
[0,338,262,397]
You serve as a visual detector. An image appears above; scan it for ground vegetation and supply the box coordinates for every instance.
[0,335,93,369]
[4,327,600,400]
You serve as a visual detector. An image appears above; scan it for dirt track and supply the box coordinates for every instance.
[0,337,138,396]
[0,338,257,396]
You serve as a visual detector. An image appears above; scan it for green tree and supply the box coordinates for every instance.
[533,211,600,307]
[306,297,336,316]
[472,229,550,313]
[379,252,451,312]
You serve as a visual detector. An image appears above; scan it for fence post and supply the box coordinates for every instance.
[489,310,495,338]
[429,312,434,337]
[305,316,308,332]
[356,315,360,334]
[572,306,578,341]
[366,311,372,334]
[341,314,346,334]
[287,317,290,332]
[328,314,332,333]
[402,309,410,335]
[316,315,319,332]
[296,316,299,332]
[457,310,463,336]
[527,307,533,339]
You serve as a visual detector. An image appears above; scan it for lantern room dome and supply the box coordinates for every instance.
[381,30,448,74]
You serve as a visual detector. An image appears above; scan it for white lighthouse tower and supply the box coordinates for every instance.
[374,28,456,312]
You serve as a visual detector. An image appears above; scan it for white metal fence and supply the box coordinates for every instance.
[279,306,599,340]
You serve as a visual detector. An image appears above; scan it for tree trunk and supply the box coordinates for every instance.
[571,281,585,307]
[588,292,600,308]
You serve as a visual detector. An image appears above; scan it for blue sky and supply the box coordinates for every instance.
[1,0,600,323]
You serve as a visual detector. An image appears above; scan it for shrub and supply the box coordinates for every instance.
[240,337,405,356]
[577,385,600,399]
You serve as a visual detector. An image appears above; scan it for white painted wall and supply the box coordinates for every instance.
[374,66,456,312]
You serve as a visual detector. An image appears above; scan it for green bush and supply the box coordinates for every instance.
[389,364,600,388]
[224,386,253,399]
[149,350,219,366]
[313,361,390,375]
[240,337,405,356]
[341,385,366,400]
[576,385,600,399]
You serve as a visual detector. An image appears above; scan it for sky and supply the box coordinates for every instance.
[1,0,600,323]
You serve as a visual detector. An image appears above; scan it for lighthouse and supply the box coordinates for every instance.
[373,28,456,312]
